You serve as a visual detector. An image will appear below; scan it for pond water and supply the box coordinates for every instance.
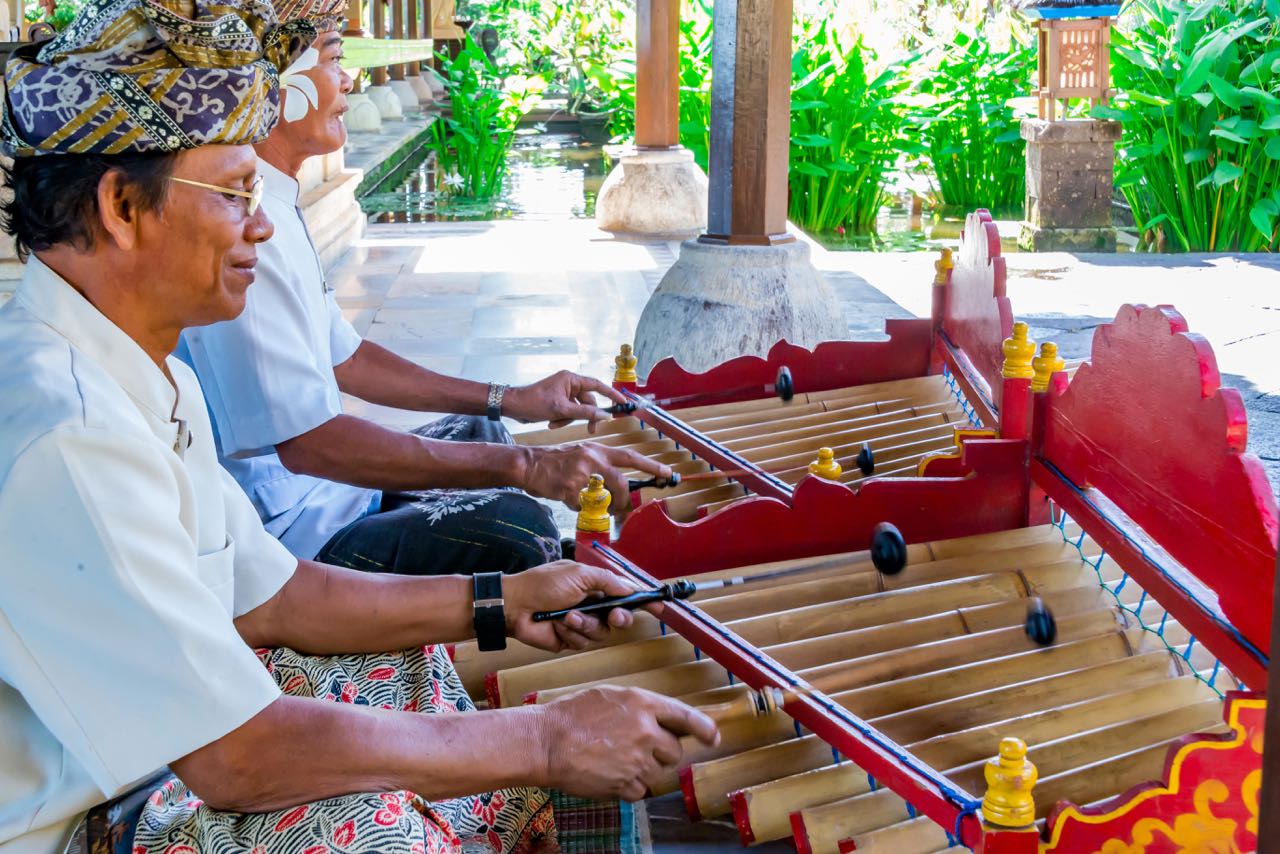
[360,132,611,223]
[358,131,1113,253]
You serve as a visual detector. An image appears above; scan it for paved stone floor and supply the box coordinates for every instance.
[332,218,1280,500]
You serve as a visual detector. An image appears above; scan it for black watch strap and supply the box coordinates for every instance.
[473,572,507,651]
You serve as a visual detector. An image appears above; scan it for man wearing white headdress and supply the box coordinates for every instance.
[178,3,671,580]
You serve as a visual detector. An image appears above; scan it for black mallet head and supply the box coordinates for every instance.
[1025,597,1057,646]
[870,522,907,576]
[775,366,794,402]
[855,443,875,476]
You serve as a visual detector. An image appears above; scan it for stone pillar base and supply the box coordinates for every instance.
[366,84,404,119]
[1018,223,1117,253]
[345,93,383,132]
[633,238,845,376]
[423,67,447,99]
[389,79,420,110]
[1022,118,1120,252]
[596,148,708,238]
[408,74,435,104]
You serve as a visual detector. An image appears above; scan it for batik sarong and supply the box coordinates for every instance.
[133,644,556,854]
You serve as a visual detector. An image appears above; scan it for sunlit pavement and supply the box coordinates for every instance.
[331,218,1280,500]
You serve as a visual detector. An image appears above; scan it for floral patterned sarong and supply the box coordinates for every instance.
[133,645,557,854]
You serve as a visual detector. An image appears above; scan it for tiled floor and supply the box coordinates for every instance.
[331,218,1280,499]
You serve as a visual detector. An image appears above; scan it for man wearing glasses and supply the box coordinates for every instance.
[177,8,669,579]
[0,2,715,851]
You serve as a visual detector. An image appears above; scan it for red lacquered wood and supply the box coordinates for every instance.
[973,827,1040,854]
[943,209,1014,412]
[677,767,702,821]
[1032,458,1267,690]
[1042,693,1263,852]
[611,436,1029,577]
[728,790,757,844]
[938,336,999,428]
[574,530,611,567]
[633,328,932,404]
[1039,303,1278,658]
[1000,376,1032,441]
[588,543,984,847]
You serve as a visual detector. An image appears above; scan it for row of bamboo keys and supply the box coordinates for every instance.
[469,522,1233,853]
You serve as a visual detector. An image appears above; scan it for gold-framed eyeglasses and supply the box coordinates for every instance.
[169,174,264,216]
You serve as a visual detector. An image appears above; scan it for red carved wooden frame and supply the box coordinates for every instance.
[579,434,1030,577]
[1041,693,1263,852]
[936,209,1014,423]
[1035,303,1278,675]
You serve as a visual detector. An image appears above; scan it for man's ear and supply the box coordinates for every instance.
[96,168,145,251]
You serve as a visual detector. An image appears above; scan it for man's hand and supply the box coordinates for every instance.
[536,686,720,801]
[505,561,643,652]
[521,443,671,512]
[504,371,628,434]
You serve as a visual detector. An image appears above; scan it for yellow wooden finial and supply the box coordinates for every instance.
[933,248,954,286]
[808,447,842,480]
[982,737,1038,828]
[576,474,612,533]
[1031,342,1066,393]
[1001,322,1036,380]
[614,344,638,384]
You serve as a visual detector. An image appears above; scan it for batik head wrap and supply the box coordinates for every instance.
[1,0,308,156]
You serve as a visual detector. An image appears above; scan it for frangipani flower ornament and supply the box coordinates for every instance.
[281,46,321,122]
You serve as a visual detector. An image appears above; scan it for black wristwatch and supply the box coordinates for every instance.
[486,382,508,422]
[472,572,507,651]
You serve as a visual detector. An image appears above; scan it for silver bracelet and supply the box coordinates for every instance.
[486,382,508,421]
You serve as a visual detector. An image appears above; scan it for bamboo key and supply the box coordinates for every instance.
[531,522,910,622]
[606,366,795,416]
[627,442,876,491]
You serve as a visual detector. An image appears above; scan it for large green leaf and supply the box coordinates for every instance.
[1250,203,1277,240]
[1207,74,1244,108]
[1266,137,1280,160]
[1211,161,1245,185]
[792,161,829,177]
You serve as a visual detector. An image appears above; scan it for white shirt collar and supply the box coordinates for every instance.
[16,254,178,421]
[257,156,301,207]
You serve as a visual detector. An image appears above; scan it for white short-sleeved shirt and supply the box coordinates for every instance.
[0,257,298,854]
[178,157,376,560]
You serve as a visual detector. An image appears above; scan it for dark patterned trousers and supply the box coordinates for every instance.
[316,416,561,576]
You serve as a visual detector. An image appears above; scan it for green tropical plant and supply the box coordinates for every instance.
[675,0,715,167]
[1102,0,1280,252]
[910,19,1034,211]
[429,36,546,199]
[788,19,915,233]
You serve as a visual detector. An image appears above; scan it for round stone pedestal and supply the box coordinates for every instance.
[366,85,403,119]
[389,79,420,109]
[344,93,382,131]
[634,239,845,375]
[408,74,435,104]
[595,148,708,238]
[424,68,447,99]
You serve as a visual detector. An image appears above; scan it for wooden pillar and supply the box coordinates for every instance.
[405,0,421,76]
[370,0,387,86]
[1260,538,1280,854]
[702,0,793,245]
[635,0,680,150]
[343,0,368,37]
[390,0,406,81]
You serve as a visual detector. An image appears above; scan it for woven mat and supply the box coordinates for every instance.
[549,791,649,854]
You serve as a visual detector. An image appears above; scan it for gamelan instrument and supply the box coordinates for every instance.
[467,210,1277,853]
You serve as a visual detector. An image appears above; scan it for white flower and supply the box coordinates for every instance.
[280,47,320,123]
[443,171,465,190]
